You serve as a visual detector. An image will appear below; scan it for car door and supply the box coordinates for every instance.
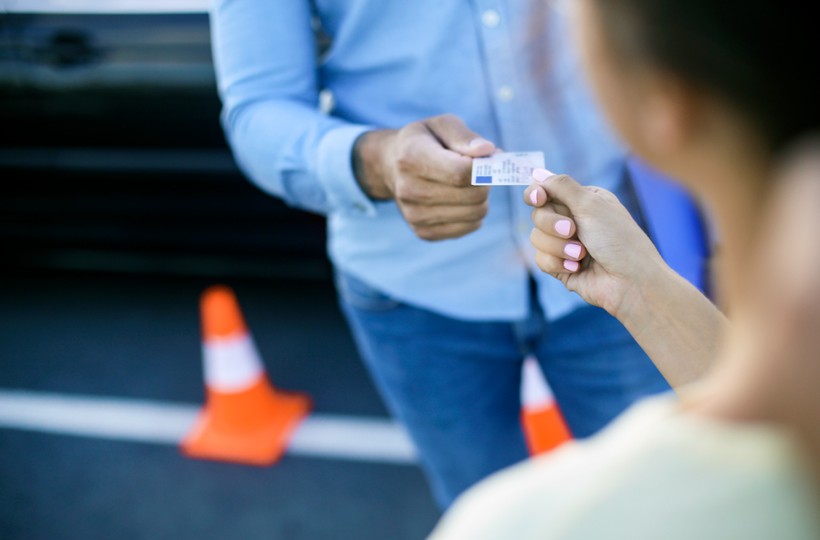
[0,0,329,280]
[2,0,222,149]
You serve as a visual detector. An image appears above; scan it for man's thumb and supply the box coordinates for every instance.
[426,114,495,157]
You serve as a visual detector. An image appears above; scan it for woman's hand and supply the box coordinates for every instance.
[524,169,666,317]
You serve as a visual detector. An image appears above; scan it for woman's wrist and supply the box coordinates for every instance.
[609,255,673,328]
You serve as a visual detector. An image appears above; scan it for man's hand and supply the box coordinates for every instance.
[353,114,495,241]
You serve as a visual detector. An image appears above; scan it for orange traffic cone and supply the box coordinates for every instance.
[180,285,311,466]
[520,355,572,455]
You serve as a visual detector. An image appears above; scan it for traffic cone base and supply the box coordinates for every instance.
[181,376,311,466]
[180,285,312,466]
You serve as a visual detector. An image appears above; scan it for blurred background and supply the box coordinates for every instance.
[0,1,440,538]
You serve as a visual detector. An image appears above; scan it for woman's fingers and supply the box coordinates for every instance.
[525,181,584,273]
[530,228,586,273]
[531,207,577,238]
[524,183,576,236]
[530,228,586,260]
[524,167,560,208]
[534,249,582,275]
[523,184,548,207]
[523,183,574,219]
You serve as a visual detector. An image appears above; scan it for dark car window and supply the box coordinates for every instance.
[1,1,330,280]
[2,6,220,148]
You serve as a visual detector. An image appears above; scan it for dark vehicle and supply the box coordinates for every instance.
[0,0,329,279]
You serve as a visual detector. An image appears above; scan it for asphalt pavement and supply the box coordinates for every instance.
[0,270,441,539]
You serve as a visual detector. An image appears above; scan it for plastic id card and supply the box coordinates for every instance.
[471,151,545,186]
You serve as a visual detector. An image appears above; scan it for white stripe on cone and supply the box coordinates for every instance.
[521,355,555,408]
[203,333,265,393]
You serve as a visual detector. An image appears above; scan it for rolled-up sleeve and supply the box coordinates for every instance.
[209,0,377,217]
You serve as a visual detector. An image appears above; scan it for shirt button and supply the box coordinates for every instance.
[497,85,515,102]
[353,202,367,213]
[482,10,501,28]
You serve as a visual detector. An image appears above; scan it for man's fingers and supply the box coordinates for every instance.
[393,176,489,206]
[398,130,475,186]
[402,200,489,228]
[397,115,495,186]
[413,220,484,242]
[425,114,496,157]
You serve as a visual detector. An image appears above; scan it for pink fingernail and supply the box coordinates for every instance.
[564,243,582,259]
[563,259,580,272]
[555,220,572,236]
[529,190,539,205]
[469,138,492,148]
[532,168,551,182]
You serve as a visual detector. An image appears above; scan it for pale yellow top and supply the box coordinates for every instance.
[429,393,820,540]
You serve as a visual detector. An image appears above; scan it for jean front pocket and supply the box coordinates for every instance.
[334,270,401,312]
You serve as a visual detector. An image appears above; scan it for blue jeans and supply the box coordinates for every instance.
[335,270,670,509]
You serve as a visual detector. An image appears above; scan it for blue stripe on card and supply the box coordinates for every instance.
[475,176,493,184]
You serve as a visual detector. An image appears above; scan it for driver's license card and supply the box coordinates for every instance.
[471,151,546,186]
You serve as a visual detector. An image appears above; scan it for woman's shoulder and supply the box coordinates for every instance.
[429,392,820,540]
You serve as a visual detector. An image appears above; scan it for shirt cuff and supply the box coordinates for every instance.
[316,124,378,217]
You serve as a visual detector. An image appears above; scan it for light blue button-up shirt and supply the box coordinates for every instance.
[209,0,627,321]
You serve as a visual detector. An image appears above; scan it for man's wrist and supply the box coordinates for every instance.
[352,129,396,201]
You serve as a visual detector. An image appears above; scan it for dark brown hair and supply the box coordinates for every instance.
[594,0,819,154]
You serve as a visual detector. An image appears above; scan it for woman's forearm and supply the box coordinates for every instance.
[614,263,728,388]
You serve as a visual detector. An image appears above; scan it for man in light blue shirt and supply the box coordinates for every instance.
[209,0,670,509]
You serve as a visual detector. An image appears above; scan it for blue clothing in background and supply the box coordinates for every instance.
[209,0,673,508]
[336,269,670,508]
[210,0,627,322]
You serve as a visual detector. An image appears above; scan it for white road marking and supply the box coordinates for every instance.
[0,389,418,465]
